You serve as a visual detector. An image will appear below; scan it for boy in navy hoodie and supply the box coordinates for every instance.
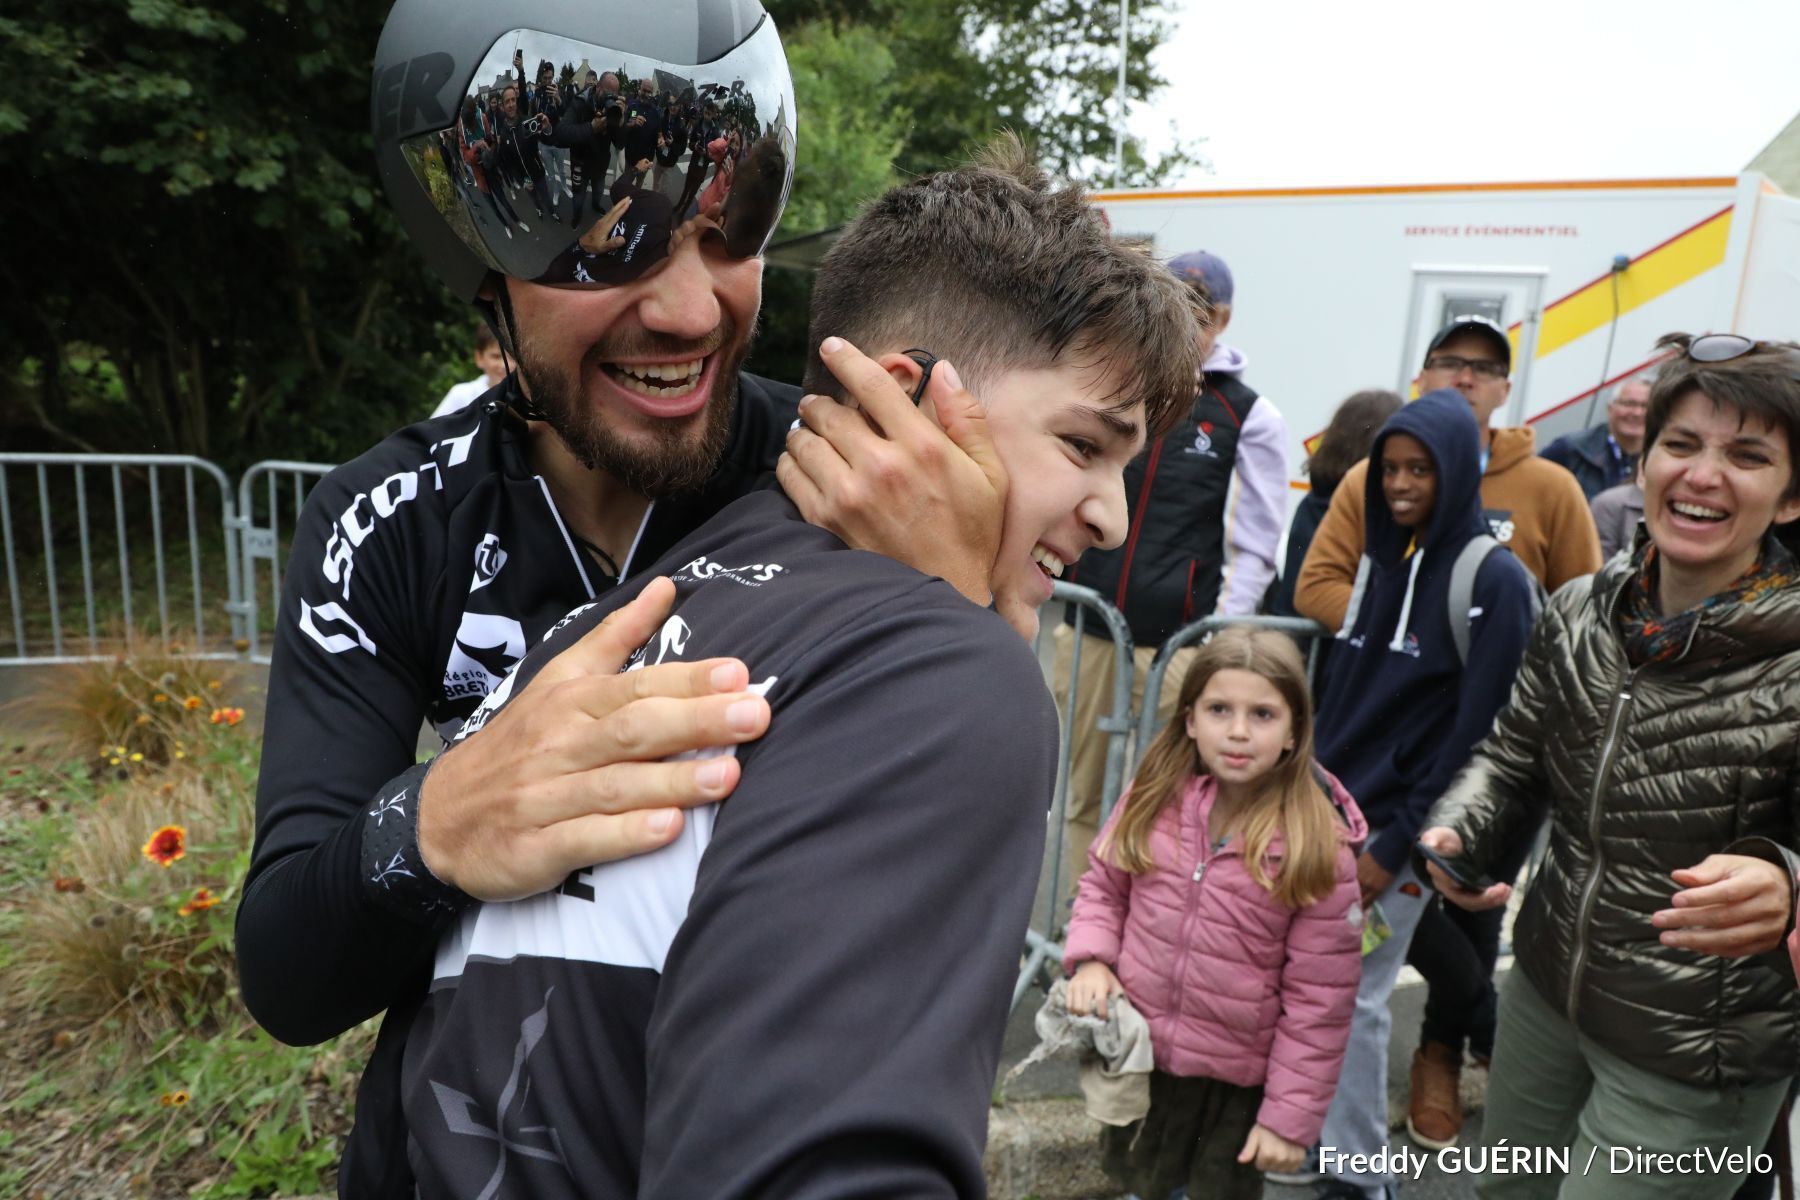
[1303,390,1539,1199]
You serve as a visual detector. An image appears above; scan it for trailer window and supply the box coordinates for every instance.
[1441,293,1507,328]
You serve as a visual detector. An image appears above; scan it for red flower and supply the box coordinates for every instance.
[52,875,85,893]
[178,887,220,917]
[209,706,245,727]
[142,825,187,868]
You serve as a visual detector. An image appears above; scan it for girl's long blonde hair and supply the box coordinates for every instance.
[1096,627,1340,909]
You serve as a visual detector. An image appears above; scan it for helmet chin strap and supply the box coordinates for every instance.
[475,277,546,421]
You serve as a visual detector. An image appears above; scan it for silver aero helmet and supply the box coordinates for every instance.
[370,0,795,300]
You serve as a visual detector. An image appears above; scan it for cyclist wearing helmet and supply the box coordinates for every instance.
[237,3,1005,1191]
[342,132,1198,1198]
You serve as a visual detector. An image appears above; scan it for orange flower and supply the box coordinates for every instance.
[208,707,244,726]
[152,693,168,704]
[157,1090,190,1107]
[141,825,187,868]
[207,680,221,690]
[52,875,85,893]
[178,887,220,916]
[135,714,151,726]
[182,696,202,711]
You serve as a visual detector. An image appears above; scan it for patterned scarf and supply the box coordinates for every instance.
[1618,533,1798,666]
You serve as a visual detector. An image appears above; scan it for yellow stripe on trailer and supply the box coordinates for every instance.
[1521,207,1733,360]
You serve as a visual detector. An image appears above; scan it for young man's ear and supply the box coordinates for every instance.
[874,351,926,399]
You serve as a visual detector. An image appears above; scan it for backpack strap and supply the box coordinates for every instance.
[1447,535,1498,666]
[1447,535,1547,664]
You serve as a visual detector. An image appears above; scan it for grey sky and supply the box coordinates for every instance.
[1129,0,1800,188]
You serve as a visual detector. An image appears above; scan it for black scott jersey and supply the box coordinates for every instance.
[393,491,1057,1198]
[236,376,798,1194]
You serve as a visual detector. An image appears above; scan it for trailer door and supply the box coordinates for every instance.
[1400,266,1548,426]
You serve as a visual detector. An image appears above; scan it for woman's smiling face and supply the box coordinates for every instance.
[1642,390,1800,584]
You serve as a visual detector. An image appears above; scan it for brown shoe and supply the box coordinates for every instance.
[1406,1041,1463,1150]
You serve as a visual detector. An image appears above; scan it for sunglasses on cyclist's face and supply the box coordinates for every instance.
[1423,354,1507,380]
[396,22,794,290]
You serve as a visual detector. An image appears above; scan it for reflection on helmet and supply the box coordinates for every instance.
[392,20,794,291]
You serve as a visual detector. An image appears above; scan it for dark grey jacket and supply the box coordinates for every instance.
[1426,544,1800,1087]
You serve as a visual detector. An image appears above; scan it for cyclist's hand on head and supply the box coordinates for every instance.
[417,577,771,902]
[777,336,1007,615]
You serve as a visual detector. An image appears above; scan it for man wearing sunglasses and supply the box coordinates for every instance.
[238,5,1009,1193]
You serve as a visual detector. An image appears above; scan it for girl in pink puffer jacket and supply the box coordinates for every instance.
[1065,627,1366,1200]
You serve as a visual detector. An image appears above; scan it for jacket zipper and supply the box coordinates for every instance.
[1113,441,1164,611]
[1181,559,1199,625]
[1563,594,1701,1024]
[1170,813,1217,1030]
[1565,662,1636,1025]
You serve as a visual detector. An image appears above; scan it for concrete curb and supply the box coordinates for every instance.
[984,1097,1111,1200]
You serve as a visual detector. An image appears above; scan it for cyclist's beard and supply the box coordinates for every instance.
[515,311,750,498]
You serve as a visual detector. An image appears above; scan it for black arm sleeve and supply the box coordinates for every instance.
[637,604,1056,1198]
[235,463,466,1046]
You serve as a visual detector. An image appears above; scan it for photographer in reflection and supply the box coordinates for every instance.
[550,68,625,224]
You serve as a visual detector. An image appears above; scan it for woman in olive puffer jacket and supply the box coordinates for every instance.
[1419,335,1800,1200]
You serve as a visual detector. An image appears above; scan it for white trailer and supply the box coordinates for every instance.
[1092,172,1800,483]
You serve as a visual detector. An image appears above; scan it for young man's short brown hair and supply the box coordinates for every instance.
[1646,334,1800,499]
[802,135,1203,437]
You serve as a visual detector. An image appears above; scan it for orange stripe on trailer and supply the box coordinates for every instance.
[1092,177,1737,203]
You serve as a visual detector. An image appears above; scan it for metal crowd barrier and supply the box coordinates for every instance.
[1013,583,1137,1011]
[0,453,335,667]
[0,453,241,665]
[234,461,334,663]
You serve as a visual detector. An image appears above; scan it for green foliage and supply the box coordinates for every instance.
[0,661,365,1196]
[206,1118,342,1198]
[0,0,466,468]
[782,24,910,236]
[2,0,1199,462]
[766,0,1203,187]
[748,0,1203,384]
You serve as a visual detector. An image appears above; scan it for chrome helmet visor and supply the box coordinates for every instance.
[397,18,793,288]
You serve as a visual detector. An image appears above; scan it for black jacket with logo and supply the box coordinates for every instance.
[378,490,1055,1197]
[236,375,797,1175]
[1069,372,1261,646]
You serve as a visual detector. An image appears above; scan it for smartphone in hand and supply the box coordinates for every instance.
[1416,842,1497,893]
